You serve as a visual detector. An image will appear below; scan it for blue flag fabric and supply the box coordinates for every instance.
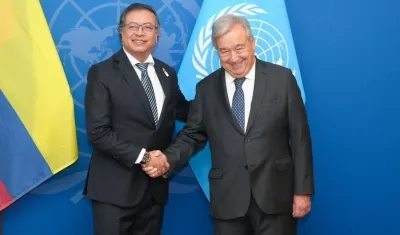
[177,0,305,200]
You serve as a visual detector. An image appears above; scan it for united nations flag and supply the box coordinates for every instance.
[177,0,306,200]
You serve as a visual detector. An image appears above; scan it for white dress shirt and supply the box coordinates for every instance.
[122,49,165,164]
[225,62,256,132]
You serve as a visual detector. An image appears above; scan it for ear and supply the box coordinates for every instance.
[155,30,160,42]
[251,38,256,51]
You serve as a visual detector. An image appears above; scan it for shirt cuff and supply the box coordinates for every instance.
[135,148,146,164]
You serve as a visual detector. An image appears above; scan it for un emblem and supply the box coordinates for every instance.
[193,3,295,79]
[30,0,201,204]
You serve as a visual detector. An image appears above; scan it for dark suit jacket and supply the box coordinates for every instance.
[164,59,314,219]
[83,49,190,207]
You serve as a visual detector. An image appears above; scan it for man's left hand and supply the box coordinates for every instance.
[292,194,311,218]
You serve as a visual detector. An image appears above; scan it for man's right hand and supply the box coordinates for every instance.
[141,150,169,178]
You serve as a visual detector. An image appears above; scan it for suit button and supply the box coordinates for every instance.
[246,139,251,143]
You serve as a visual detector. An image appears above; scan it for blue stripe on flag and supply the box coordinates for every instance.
[0,90,53,201]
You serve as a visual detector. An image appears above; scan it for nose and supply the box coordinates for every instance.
[230,51,239,62]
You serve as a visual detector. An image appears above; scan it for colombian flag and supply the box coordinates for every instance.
[0,1,78,211]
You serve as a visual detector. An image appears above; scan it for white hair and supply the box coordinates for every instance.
[211,14,254,48]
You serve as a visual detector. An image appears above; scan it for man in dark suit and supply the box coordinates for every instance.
[83,3,190,235]
[143,14,314,235]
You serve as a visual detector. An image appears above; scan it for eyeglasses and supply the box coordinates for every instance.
[123,22,158,33]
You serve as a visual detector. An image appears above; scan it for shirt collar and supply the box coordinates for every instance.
[123,48,155,66]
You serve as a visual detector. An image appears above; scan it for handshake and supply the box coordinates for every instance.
[141,150,170,178]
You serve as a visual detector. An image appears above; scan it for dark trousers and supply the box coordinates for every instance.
[91,192,164,235]
[214,194,297,235]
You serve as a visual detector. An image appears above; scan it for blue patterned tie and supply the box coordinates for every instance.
[232,78,246,131]
[136,63,158,125]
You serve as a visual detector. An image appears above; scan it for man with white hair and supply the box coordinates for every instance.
[143,14,315,235]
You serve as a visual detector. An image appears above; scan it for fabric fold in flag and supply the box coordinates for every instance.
[0,0,78,211]
[177,0,306,200]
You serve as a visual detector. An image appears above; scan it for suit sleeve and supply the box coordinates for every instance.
[286,70,315,195]
[164,83,208,173]
[85,65,141,168]
[170,68,191,122]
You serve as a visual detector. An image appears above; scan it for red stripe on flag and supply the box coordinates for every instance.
[0,180,13,211]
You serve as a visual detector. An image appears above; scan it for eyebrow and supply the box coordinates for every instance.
[125,21,155,25]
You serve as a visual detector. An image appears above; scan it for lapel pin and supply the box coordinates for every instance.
[162,68,169,77]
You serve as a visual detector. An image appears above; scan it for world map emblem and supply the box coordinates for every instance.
[30,0,202,202]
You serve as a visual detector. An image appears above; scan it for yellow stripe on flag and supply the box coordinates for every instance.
[0,1,78,173]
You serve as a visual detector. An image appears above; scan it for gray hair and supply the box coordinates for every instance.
[211,14,254,48]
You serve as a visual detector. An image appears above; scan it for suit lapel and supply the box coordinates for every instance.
[153,60,171,129]
[246,59,270,134]
[114,49,155,125]
[218,70,246,135]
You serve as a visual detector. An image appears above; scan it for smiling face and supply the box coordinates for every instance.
[120,9,159,62]
[215,23,256,78]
